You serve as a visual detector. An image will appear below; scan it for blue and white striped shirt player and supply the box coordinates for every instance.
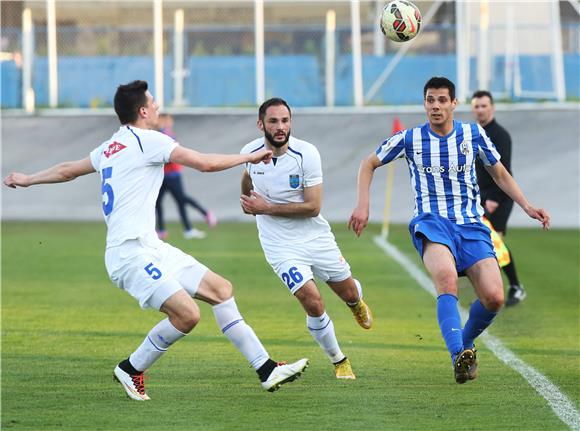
[376,120,501,225]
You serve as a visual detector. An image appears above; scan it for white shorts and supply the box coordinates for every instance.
[105,237,208,310]
[263,234,351,295]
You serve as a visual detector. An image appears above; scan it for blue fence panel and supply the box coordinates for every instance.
[265,56,323,106]
[185,56,254,106]
[1,61,21,108]
[519,55,555,94]
[337,54,457,105]
[33,56,174,107]
[564,53,579,98]
[185,55,322,107]
[2,54,577,109]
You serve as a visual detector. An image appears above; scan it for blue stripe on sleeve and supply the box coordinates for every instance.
[474,124,499,165]
[376,132,405,164]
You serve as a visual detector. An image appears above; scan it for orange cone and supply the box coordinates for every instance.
[392,116,404,134]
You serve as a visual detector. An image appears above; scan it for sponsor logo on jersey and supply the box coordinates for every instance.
[104,141,127,158]
[289,174,300,189]
[417,163,467,174]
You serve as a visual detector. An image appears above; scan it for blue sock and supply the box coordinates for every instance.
[437,294,464,360]
[463,299,497,349]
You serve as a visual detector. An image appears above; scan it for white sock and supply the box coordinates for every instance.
[129,318,187,371]
[347,279,363,306]
[307,312,345,363]
[213,297,269,370]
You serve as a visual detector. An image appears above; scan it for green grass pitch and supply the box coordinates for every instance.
[2,222,578,430]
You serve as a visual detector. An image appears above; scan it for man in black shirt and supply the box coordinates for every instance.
[472,90,526,306]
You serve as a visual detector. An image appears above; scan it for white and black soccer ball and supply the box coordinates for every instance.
[380,0,422,43]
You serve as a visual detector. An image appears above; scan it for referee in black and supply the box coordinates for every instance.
[471,90,526,306]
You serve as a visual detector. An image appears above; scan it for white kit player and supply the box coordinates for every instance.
[240,98,373,380]
[3,80,308,400]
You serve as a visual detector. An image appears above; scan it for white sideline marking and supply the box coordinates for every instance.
[374,236,580,430]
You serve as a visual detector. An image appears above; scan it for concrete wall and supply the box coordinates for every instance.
[2,107,578,228]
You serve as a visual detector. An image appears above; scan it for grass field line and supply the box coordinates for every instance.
[373,235,580,431]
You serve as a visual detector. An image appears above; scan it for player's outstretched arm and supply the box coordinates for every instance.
[170,145,272,172]
[485,162,550,230]
[240,184,321,218]
[3,158,95,188]
[349,153,383,237]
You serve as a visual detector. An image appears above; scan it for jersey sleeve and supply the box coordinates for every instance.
[240,140,265,173]
[475,124,501,166]
[375,131,406,164]
[143,130,178,165]
[89,145,103,171]
[303,144,323,187]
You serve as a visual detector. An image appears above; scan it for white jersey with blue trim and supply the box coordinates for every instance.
[376,120,501,225]
[90,125,177,247]
[240,136,332,247]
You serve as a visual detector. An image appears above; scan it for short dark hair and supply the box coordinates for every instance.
[424,77,456,100]
[258,97,291,121]
[471,90,494,104]
[114,80,149,125]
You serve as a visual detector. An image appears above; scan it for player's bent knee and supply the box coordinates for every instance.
[300,295,325,316]
[482,292,504,312]
[434,272,458,294]
[214,279,233,303]
[307,302,325,317]
[175,307,200,333]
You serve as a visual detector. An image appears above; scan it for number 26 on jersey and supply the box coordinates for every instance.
[281,267,304,290]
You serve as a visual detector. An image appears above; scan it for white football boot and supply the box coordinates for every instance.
[113,365,150,401]
[261,358,309,392]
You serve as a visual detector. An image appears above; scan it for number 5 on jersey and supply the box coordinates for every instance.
[144,263,162,280]
[101,167,114,216]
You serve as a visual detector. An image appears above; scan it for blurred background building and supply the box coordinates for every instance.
[1,0,579,109]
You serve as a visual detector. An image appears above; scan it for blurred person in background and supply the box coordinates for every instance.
[471,90,525,307]
[156,113,218,240]
[349,77,549,384]
[3,80,308,400]
[240,98,373,380]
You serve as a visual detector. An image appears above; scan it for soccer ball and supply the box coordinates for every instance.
[380,0,421,43]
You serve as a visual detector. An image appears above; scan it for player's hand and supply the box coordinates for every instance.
[3,172,31,188]
[240,191,270,215]
[348,206,369,237]
[485,199,499,214]
[524,206,551,231]
[247,149,273,165]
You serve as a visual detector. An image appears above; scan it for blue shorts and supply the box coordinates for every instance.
[408,213,496,274]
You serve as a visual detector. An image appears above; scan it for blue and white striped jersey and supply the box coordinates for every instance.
[376,120,501,225]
